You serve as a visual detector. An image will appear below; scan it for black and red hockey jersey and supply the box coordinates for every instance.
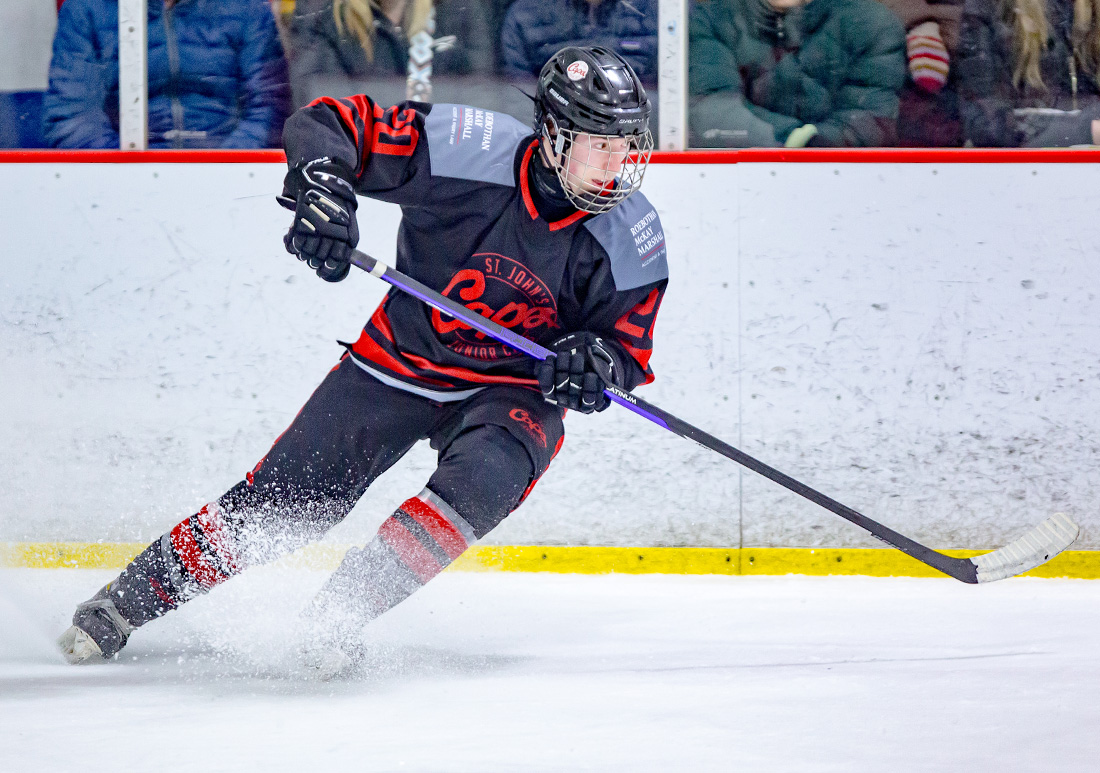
[282,96,669,401]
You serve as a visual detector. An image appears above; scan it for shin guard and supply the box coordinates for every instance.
[109,503,245,628]
[307,489,476,634]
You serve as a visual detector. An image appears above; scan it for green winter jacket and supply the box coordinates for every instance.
[689,0,907,147]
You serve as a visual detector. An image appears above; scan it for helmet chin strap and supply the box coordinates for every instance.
[553,127,568,157]
[531,133,577,219]
[538,121,573,197]
[542,114,570,164]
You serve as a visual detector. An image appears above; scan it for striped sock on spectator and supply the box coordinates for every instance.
[906,21,950,94]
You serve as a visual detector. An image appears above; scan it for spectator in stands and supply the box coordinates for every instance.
[688,0,907,147]
[500,0,658,84]
[288,0,493,108]
[877,0,965,146]
[956,0,1100,146]
[485,0,517,69]
[44,0,290,149]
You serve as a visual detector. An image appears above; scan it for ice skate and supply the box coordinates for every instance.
[57,584,136,664]
[296,620,368,681]
[294,556,380,681]
[297,637,363,681]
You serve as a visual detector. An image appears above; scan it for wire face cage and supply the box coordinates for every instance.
[543,124,654,214]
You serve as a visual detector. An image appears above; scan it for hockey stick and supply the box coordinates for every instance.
[347,249,1079,583]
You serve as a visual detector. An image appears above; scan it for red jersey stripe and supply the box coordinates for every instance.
[369,304,397,343]
[549,209,588,232]
[615,287,661,339]
[351,327,448,383]
[618,339,654,374]
[313,97,361,154]
[401,351,539,386]
[519,141,540,220]
[519,141,589,231]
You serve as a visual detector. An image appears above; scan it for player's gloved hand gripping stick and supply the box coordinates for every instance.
[347,249,1080,584]
[278,158,360,283]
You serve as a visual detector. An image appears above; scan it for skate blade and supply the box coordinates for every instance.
[57,625,106,665]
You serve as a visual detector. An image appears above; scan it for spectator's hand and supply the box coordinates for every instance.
[278,158,359,283]
[907,21,949,94]
[785,124,819,148]
[536,333,624,414]
[1092,120,1100,145]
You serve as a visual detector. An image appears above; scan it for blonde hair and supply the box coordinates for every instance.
[332,0,433,62]
[1005,0,1100,90]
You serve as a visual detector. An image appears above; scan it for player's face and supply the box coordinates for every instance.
[562,133,631,197]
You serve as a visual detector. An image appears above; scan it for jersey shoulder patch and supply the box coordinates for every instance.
[582,192,669,291]
[425,104,529,187]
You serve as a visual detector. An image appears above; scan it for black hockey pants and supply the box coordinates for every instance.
[106,355,565,629]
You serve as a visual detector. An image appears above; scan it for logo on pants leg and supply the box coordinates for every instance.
[509,408,547,448]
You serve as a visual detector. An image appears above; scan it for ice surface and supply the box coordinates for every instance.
[2,568,1098,772]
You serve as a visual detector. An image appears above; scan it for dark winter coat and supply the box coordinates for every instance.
[956,0,1100,146]
[500,0,659,83]
[288,0,494,109]
[689,0,907,147]
[876,0,961,49]
[43,0,290,149]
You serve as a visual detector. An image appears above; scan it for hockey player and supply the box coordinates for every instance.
[57,45,668,674]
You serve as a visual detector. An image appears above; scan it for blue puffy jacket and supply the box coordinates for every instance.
[44,0,290,149]
[500,0,658,83]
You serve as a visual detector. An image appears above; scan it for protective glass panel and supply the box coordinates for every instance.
[285,0,660,135]
[2,0,295,150]
[3,0,668,150]
[685,0,1100,149]
[0,0,57,148]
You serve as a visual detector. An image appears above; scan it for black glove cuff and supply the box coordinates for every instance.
[282,157,358,206]
[535,332,631,414]
[542,332,628,388]
[588,336,628,390]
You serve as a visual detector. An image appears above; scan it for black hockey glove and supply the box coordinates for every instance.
[277,157,359,282]
[536,332,625,414]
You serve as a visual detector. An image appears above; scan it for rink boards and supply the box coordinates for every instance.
[1,153,1098,568]
[3,541,1099,579]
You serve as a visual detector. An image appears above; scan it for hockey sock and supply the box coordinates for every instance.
[307,488,477,633]
[106,503,245,628]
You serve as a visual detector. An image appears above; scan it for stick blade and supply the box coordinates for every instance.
[970,513,1080,583]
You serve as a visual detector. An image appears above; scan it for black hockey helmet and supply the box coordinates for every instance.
[534,46,654,214]
[534,46,652,137]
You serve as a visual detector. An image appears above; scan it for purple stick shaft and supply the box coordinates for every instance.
[381,268,554,360]
[606,392,670,428]
[351,250,663,425]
